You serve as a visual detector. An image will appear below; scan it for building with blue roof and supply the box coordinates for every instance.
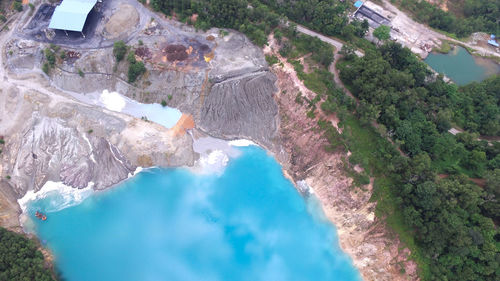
[49,0,98,32]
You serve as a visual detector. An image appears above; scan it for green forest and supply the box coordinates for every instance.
[338,42,499,280]
[396,0,500,38]
[0,227,55,281]
[149,0,362,45]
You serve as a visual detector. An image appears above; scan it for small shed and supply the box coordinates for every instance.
[354,1,364,8]
[488,40,499,47]
[49,0,98,32]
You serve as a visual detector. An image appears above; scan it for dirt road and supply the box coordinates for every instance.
[295,24,364,57]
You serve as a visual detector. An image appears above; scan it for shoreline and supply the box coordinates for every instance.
[1,2,411,280]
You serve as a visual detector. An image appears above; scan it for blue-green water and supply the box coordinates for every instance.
[28,147,361,281]
[424,46,500,85]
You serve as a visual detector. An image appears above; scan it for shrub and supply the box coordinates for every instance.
[78,69,84,77]
[42,63,50,74]
[113,41,127,62]
[44,48,55,66]
[161,100,167,107]
[127,52,136,64]
[128,61,146,83]
[49,43,60,52]
[265,55,279,65]
[307,109,316,119]
[13,1,22,12]
[295,92,303,104]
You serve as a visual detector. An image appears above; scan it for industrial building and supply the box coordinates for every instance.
[49,0,99,33]
[353,1,391,29]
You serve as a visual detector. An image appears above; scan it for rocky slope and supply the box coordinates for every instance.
[200,70,278,148]
[3,0,279,197]
[6,8,279,148]
[0,79,194,198]
[267,52,418,281]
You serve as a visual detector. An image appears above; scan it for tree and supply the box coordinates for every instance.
[44,49,56,66]
[13,0,23,12]
[373,25,391,42]
[128,61,146,83]
[339,44,356,60]
[127,52,137,64]
[113,41,127,62]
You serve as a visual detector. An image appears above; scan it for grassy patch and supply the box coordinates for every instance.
[289,59,332,95]
[432,40,451,54]
[265,54,279,65]
[341,114,431,278]
[342,115,395,176]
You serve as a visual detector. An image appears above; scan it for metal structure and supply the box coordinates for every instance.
[48,0,98,34]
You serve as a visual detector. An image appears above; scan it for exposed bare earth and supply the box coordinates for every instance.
[170,113,195,136]
[104,4,140,39]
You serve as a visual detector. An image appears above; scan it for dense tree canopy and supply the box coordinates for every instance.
[338,41,500,280]
[150,0,280,46]
[149,0,352,46]
[0,227,54,281]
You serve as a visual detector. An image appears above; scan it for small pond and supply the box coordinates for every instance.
[424,46,500,86]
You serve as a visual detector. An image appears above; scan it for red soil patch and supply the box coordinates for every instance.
[169,114,195,136]
[135,47,152,60]
[163,44,188,62]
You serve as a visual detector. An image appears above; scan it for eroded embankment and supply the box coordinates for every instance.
[266,51,418,281]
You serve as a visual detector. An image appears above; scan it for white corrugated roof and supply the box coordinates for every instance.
[49,0,98,32]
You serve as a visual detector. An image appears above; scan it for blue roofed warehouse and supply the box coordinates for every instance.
[49,0,98,32]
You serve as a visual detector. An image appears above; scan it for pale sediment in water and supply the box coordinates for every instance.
[68,89,182,128]
[18,181,95,215]
[18,165,145,232]
[190,137,259,175]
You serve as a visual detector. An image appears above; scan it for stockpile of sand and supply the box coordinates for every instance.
[105,4,139,39]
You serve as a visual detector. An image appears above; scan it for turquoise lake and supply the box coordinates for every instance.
[424,46,500,86]
[28,146,361,281]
